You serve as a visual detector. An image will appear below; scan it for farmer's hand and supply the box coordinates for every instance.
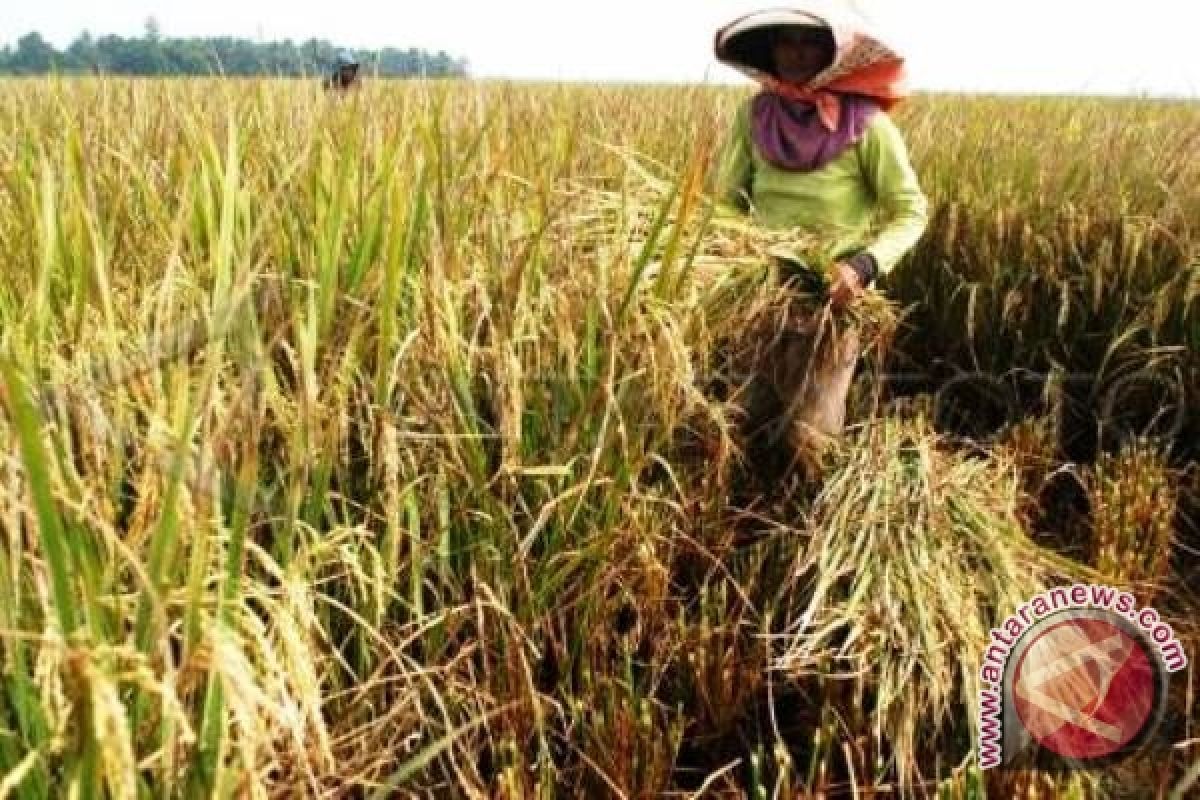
[828,262,865,310]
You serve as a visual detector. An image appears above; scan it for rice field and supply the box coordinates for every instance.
[0,77,1196,798]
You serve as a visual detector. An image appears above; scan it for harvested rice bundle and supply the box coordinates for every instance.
[557,150,899,343]
[774,413,1080,785]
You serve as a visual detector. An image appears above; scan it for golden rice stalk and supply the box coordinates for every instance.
[994,414,1061,526]
[1087,439,1176,591]
[81,655,138,800]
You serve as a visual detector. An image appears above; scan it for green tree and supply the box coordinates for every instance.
[12,32,57,74]
[0,30,469,78]
[142,18,168,73]
[65,32,100,72]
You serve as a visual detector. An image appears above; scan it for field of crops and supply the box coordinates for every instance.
[0,78,1196,798]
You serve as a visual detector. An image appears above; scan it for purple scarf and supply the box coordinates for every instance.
[750,92,880,172]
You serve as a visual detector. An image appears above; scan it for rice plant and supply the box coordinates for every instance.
[0,76,1195,798]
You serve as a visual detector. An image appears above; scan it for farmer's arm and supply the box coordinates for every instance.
[855,113,929,281]
[713,100,754,212]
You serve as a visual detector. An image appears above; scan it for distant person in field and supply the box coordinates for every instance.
[714,5,928,468]
[324,51,361,91]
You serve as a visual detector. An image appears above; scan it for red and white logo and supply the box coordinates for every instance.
[977,586,1186,770]
[1011,615,1159,762]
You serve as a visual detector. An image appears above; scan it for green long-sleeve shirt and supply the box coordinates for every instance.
[716,97,929,277]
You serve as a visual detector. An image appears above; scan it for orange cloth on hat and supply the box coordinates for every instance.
[761,53,908,131]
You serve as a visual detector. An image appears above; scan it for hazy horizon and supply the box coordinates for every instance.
[3,1,1198,98]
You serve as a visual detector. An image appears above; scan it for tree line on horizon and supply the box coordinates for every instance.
[0,23,468,78]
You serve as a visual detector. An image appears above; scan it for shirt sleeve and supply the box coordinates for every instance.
[857,113,929,276]
[713,99,755,212]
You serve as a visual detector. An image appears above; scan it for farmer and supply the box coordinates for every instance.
[324,51,361,91]
[713,5,928,469]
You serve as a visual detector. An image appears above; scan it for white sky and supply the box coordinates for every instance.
[3,1,1199,96]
